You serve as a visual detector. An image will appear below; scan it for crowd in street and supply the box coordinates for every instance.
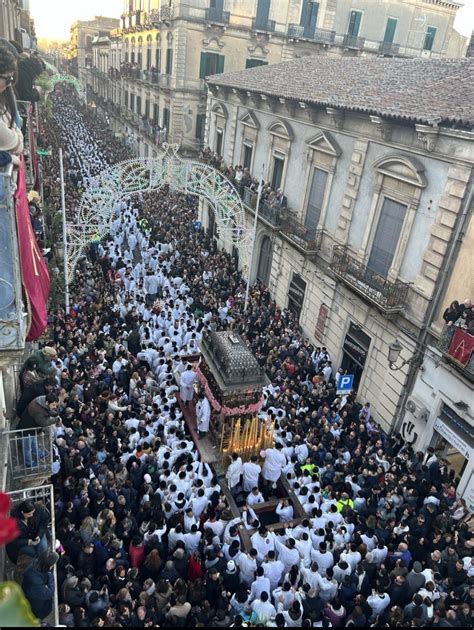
[7,88,474,627]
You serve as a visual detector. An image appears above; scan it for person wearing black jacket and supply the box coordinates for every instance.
[16,377,56,417]
[6,500,48,563]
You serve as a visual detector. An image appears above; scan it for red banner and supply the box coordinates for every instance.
[448,328,474,367]
[15,157,50,340]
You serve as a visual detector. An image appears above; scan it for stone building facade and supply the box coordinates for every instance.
[203,56,473,436]
[81,0,468,154]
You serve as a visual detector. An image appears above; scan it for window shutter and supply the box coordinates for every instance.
[304,168,327,231]
[383,18,397,44]
[256,0,271,28]
[348,10,362,36]
[367,198,407,278]
[199,52,207,79]
[217,55,225,74]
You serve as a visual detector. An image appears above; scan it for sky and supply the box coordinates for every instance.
[30,0,474,42]
[30,0,123,41]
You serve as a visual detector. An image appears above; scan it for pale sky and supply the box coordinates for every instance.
[30,0,474,42]
[30,0,123,41]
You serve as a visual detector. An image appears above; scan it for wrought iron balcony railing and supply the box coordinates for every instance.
[205,8,230,24]
[280,210,322,255]
[252,18,276,32]
[6,426,54,482]
[378,41,401,55]
[331,245,410,313]
[437,325,474,381]
[287,24,336,44]
[160,5,174,21]
[241,187,284,228]
[343,34,366,49]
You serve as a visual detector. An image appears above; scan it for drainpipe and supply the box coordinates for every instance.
[392,173,473,434]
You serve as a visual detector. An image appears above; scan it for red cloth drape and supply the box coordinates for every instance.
[448,328,474,367]
[14,157,50,340]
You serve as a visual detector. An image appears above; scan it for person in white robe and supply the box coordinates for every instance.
[196,393,211,437]
[179,364,196,406]
[261,444,287,488]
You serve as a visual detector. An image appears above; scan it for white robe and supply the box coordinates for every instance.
[261,448,287,482]
[180,369,196,402]
[196,397,211,433]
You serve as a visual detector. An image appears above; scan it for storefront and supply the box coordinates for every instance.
[431,404,473,481]
[340,323,371,389]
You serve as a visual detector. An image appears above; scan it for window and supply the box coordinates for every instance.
[367,198,407,278]
[383,17,397,44]
[163,107,170,129]
[125,52,129,63]
[288,273,306,322]
[243,143,253,170]
[136,96,142,116]
[155,48,161,71]
[245,58,268,69]
[255,0,271,29]
[146,48,152,69]
[131,52,135,64]
[138,51,143,67]
[423,26,437,51]
[196,113,206,141]
[165,48,173,75]
[271,155,285,190]
[304,167,328,232]
[215,129,223,155]
[300,0,319,38]
[347,9,362,36]
[124,91,129,108]
[210,0,223,9]
[199,52,225,79]
[130,93,135,112]
[145,100,150,119]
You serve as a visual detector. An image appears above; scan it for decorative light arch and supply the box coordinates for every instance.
[66,144,252,282]
[46,74,86,102]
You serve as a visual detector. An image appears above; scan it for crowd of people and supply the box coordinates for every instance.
[199,147,288,213]
[3,79,473,627]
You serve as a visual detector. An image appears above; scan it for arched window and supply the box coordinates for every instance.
[257,235,273,285]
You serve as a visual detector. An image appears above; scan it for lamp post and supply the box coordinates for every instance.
[244,164,265,313]
[388,339,422,371]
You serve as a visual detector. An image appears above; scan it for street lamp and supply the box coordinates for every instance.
[388,339,421,371]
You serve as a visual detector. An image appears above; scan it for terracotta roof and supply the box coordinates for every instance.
[207,57,474,126]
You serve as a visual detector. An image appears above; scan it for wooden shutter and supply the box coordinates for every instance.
[383,18,397,44]
[367,198,407,278]
[199,52,207,79]
[216,55,225,74]
[304,167,327,231]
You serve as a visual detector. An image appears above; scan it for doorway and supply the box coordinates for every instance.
[340,323,371,389]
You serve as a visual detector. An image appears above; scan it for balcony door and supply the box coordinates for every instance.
[367,197,407,278]
[288,273,306,322]
[300,0,319,38]
[347,9,362,36]
[271,154,285,190]
[255,0,271,29]
[383,17,397,43]
[304,167,327,232]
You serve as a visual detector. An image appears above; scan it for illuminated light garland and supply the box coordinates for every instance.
[195,365,264,417]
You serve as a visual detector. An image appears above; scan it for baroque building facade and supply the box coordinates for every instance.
[200,57,473,478]
[81,0,468,154]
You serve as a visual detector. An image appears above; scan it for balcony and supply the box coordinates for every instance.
[160,5,174,21]
[252,18,276,32]
[331,245,410,314]
[287,24,336,44]
[205,8,230,24]
[437,325,474,382]
[342,34,366,49]
[6,427,54,484]
[145,9,161,25]
[378,41,400,55]
[143,69,160,85]
[241,187,283,229]
[280,210,322,256]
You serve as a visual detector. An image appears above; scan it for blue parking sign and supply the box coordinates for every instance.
[337,374,354,395]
